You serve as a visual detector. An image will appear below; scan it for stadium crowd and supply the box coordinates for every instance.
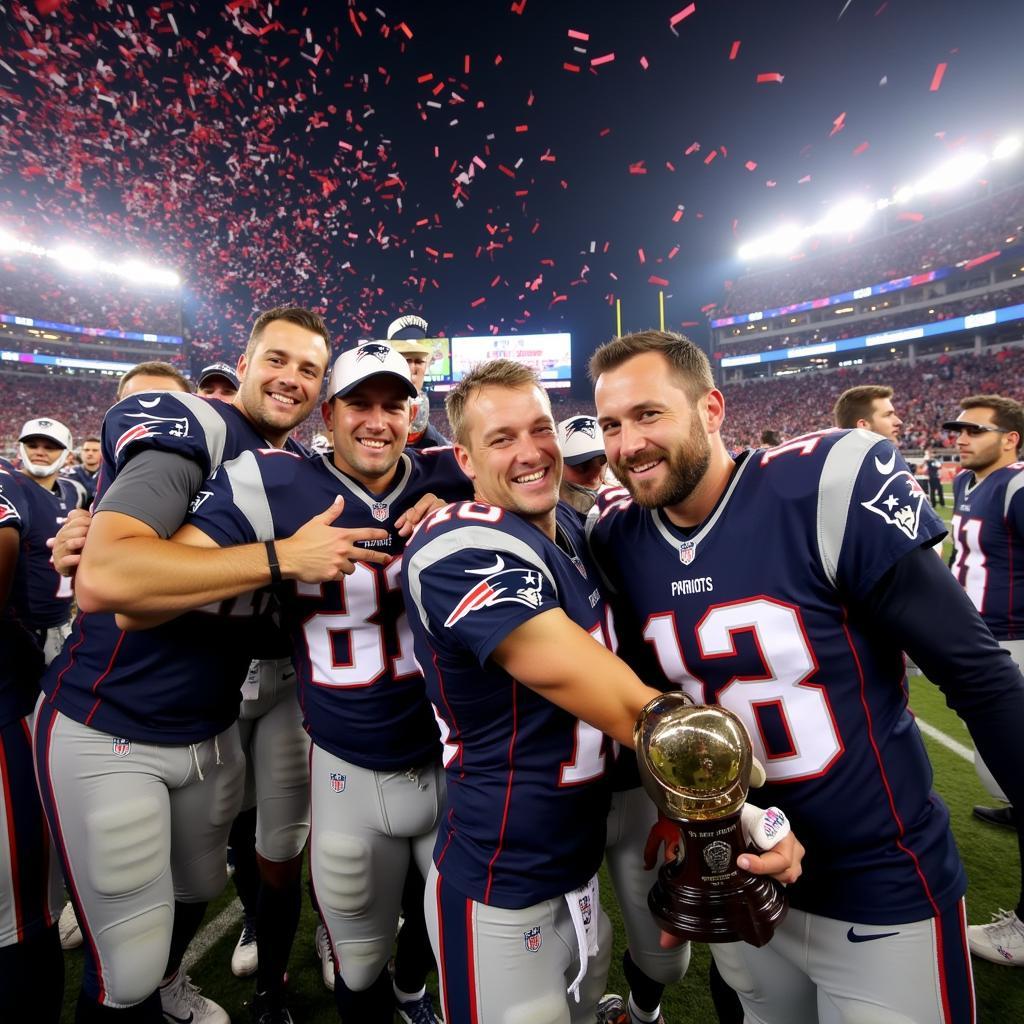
[720,183,1024,317]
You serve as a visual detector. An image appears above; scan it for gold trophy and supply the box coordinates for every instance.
[635,693,787,946]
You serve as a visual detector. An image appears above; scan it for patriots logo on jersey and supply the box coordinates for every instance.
[114,413,190,458]
[0,490,20,525]
[524,926,542,952]
[358,342,392,363]
[444,559,547,627]
[563,416,597,440]
[861,471,926,541]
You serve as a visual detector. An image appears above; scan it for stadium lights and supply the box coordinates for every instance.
[737,132,1020,262]
[994,135,1022,160]
[0,225,180,289]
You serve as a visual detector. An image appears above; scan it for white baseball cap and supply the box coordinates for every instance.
[386,313,432,356]
[19,417,72,450]
[328,342,418,400]
[557,415,605,465]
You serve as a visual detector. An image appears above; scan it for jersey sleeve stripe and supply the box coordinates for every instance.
[405,526,558,635]
[1003,469,1024,519]
[222,450,275,541]
[816,429,883,587]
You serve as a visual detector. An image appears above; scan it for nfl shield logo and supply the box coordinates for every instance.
[679,540,696,565]
[330,772,347,793]
[524,926,542,952]
[111,737,131,758]
[371,502,389,522]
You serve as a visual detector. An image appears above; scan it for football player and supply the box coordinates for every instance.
[66,436,102,504]
[385,314,449,449]
[400,360,802,1024]
[0,457,65,1022]
[557,415,610,516]
[196,363,240,401]
[15,418,89,662]
[588,330,1024,1023]
[129,343,474,1024]
[33,309,357,1024]
[945,395,1024,965]
[832,384,903,443]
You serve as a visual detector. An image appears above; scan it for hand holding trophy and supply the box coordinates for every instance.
[635,692,787,947]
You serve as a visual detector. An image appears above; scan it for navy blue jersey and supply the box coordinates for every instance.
[10,475,86,630]
[590,429,959,926]
[0,459,44,727]
[950,463,1024,640]
[402,501,614,909]
[41,393,302,744]
[65,465,99,504]
[187,447,473,768]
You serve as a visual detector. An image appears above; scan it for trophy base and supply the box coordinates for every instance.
[649,867,788,947]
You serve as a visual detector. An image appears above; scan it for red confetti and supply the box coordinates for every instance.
[515,124,528,133]
[396,22,413,39]
[568,29,590,41]
[563,62,580,73]
[672,209,684,222]
[898,212,924,222]
[416,73,433,84]
[510,0,527,14]
[852,141,870,156]
[648,275,669,287]
[756,72,784,84]
[669,4,697,30]
[591,53,615,67]
[745,160,758,171]
[637,248,646,264]
[930,62,947,91]
[704,151,717,165]
[684,141,700,156]
[640,56,649,70]
[470,296,486,307]
[668,246,680,259]
[464,54,471,74]
[729,40,741,61]
[628,161,647,175]
[830,111,846,137]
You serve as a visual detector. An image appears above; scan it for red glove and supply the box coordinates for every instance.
[643,811,682,870]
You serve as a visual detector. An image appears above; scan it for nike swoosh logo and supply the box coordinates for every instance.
[847,927,900,943]
[874,452,896,475]
[466,555,505,576]
[138,396,162,408]
[162,1011,194,1024]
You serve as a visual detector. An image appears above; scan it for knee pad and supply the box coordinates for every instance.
[336,935,393,993]
[626,941,691,985]
[95,904,175,1007]
[267,728,310,792]
[86,795,165,896]
[315,832,373,915]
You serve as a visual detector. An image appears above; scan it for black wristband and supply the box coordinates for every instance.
[265,539,282,585]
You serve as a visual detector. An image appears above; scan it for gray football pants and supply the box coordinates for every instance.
[34,706,244,1007]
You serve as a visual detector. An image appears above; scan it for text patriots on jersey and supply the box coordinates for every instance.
[861,471,926,540]
[445,558,547,627]
[672,577,714,596]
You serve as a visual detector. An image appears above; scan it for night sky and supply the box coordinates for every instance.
[2,0,1022,386]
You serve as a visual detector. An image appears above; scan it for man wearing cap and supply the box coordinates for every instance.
[16,418,89,663]
[197,362,241,401]
[386,314,450,449]
[120,342,475,1023]
[944,395,1024,967]
[557,415,609,516]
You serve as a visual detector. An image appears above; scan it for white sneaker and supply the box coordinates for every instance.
[58,901,83,950]
[159,970,229,1024]
[230,915,258,977]
[968,908,1024,966]
[315,923,336,992]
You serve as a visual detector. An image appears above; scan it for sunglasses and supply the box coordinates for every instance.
[944,423,1009,437]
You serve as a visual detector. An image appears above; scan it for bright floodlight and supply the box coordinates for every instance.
[993,136,1022,160]
[768,224,804,254]
[116,259,181,288]
[894,184,916,204]
[818,197,874,234]
[51,245,97,273]
[915,151,989,194]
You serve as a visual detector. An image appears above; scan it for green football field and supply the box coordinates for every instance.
[58,502,1024,1021]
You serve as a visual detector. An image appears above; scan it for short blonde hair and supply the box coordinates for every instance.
[445,359,549,446]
